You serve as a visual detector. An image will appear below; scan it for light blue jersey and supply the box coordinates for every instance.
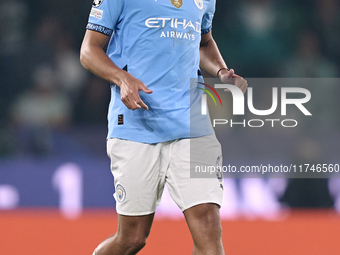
[87,0,215,143]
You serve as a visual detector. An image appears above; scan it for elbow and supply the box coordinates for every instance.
[80,46,89,70]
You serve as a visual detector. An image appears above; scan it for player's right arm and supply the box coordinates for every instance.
[80,30,152,110]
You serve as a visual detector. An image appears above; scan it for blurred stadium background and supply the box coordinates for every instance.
[1,0,340,254]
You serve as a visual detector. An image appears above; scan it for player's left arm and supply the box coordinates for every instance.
[199,31,247,94]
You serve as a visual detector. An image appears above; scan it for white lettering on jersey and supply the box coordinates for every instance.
[158,18,172,27]
[159,30,195,41]
[145,17,201,41]
[145,18,201,33]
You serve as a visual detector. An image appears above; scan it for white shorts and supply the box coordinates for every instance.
[107,134,223,216]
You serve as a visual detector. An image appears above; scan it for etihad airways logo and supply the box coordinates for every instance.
[145,17,201,41]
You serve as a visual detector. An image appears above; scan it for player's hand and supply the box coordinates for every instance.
[119,73,153,110]
[219,69,248,94]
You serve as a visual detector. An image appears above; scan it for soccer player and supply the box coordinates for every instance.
[80,0,247,254]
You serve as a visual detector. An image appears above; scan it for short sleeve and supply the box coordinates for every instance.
[201,0,216,34]
[86,0,124,36]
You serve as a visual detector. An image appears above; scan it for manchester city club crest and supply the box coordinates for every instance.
[93,0,103,7]
[171,0,183,9]
[194,0,203,10]
[116,184,126,203]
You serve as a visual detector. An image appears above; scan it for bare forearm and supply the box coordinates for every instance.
[199,36,228,77]
[80,30,130,87]
[199,32,247,93]
[80,44,128,86]
[80,30,153,110]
